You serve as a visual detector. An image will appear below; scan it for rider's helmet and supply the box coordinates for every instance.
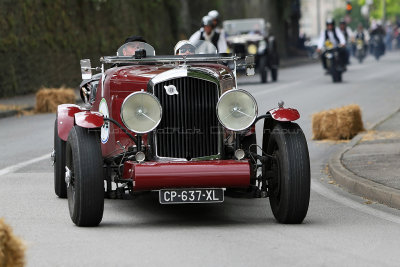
[208,10,220,28]
[326,18,335,26]
[201,15,213,27]
[339,18,346,25]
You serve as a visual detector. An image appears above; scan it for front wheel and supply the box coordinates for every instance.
[54,119,67,198]
[265,122,310,224]
[66,126,104,226]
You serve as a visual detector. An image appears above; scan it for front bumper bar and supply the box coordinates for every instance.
[122,160,251,191]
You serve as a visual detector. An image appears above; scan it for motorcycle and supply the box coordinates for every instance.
[355,38,366,63]
[324,41,344,83]
[371,35,385,61]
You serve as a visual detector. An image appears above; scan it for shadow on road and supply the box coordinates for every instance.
[98,192,314,228]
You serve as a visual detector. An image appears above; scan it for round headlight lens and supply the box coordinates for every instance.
[121,92,162,134]
[217,89,258,131]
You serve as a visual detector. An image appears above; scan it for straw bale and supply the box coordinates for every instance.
[35,87,76,113]
[0,218,25,267]
[312,104,364,140]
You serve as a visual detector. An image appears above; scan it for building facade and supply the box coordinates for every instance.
[300,0,346,37]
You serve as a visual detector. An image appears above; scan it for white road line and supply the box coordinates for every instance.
[0,153,51,177]
[312,181,400,225]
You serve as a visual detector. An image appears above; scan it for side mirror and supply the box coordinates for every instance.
[80,59,92,80]
[245,55,255,76]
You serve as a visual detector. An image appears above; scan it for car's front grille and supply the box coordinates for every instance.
[153,77,219,159]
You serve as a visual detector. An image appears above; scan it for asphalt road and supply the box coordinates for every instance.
[1,53,400,267]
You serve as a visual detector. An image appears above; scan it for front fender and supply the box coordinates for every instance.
[268,107,300,122]
[57,104,82,141]
[74,111,104,128]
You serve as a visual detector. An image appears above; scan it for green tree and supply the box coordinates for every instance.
[358,0,400,20]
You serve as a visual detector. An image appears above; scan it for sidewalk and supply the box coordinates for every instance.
[329,109,400,209]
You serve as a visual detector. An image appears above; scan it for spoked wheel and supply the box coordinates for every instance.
[54,119,67,198]
[265,122,310,224]
[66,126,104,227]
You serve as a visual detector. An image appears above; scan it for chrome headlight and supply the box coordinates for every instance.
[121,92,162,134]
[216,89,258,131]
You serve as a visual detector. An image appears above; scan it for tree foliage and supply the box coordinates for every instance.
[358,0,400,20]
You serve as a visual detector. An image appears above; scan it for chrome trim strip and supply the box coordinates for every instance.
[101,55,239,64]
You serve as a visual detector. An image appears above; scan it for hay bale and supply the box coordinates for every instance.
[0,218,25,267]
[35,87,76,113]
[312,104,364,140]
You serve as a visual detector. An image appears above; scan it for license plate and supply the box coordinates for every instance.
[159,188,224,204]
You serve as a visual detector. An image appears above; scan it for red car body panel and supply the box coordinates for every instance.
[74,111,104,128]
[268,107,300,121]
[57,104,83,141]
[122,160,251,191]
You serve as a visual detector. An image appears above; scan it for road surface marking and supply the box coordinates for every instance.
[0,153,51,177]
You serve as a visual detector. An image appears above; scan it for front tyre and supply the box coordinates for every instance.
[54,119,67,198]
[266,122,310,224]
[66,126,104,227]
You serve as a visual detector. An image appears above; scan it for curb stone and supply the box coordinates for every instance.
[328,108,400,209]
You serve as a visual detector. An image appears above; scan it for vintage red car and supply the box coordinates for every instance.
[52,41,310,227]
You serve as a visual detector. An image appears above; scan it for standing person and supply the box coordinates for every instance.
[316,19,346,71]
[189,15,227,53]
[339,19,353,64]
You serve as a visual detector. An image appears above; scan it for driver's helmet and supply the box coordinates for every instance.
[124,35,147,44]
[174,40,196,55]
[202,15,213,27]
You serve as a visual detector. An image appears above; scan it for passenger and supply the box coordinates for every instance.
[174,40,195,55]
[189,15,227,53]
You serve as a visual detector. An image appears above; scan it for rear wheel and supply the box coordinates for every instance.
[265,122,310,224]
[66,126,104,226]
[54,119,67,198]
[259,56,268,83]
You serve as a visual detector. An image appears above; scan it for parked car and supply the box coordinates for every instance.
[223,18,279,83]
[52,41,310,227]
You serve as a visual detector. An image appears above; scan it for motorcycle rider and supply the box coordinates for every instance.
[355,24,369,52]
[316,18,346,71]
[370,21,386,57]
[339,19,353,64]
[189,15,227,53]
[208,10,228,52]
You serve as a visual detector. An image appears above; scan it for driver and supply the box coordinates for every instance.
[122,35,147,56]
[174,40,195,55]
